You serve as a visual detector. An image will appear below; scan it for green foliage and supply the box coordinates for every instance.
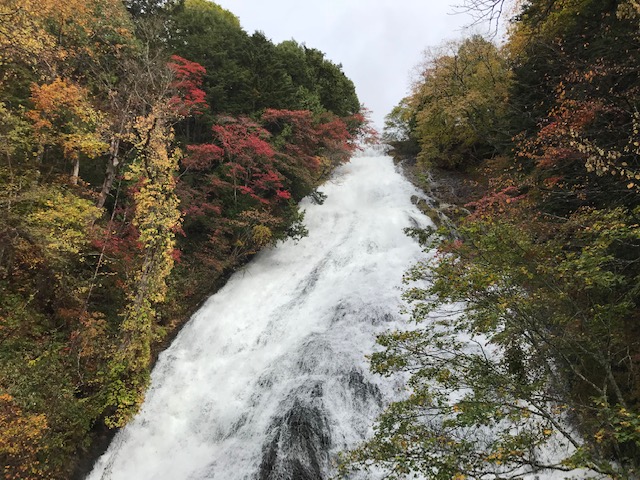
[382,98,420,157]
[168,0,253,116]
[0,102,33,160]
[276,41,323,112]
[345,208,640,478]
[382,98,412,144]
[0,179,107,478]
[25,186,101,259]
[302,47,360,117]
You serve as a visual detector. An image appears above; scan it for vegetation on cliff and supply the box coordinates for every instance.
[351,0,640,477]
[0,0,371,477]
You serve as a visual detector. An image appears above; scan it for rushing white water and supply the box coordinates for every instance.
[88,155,433,480]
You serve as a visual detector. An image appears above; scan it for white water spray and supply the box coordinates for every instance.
[88,155,432,480]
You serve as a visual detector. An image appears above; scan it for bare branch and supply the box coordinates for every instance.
[453,0,509,36]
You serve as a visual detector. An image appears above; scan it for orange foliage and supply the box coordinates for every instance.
[0,0,131,69]
[518,99,599,170]
[28,78,107,162]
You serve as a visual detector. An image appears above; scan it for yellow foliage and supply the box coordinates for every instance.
[0,393,49,479]
[28,78,108,161]
[0,0,57,67]
[409,36,511,168]
[25,185,101,258]
[106,104,182,427]
[573,109,640,188]
[618,0,640,22]
[0,0,132,69]
[252,225,273,247]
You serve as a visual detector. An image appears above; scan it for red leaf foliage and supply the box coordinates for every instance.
[168,55,208,116]
[184,143,224,170]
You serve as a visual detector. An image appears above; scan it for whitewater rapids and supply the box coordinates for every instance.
[87,154,433,480]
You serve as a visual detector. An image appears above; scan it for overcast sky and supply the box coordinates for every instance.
[213,0,491,130]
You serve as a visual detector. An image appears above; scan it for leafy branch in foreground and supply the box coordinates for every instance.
[341,209,640,479]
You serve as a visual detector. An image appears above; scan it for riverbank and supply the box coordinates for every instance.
[392,152,486,228]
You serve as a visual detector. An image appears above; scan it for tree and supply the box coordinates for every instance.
[276,40,322,112]
[303,46,360,117]
[382,98,420,156]
[0,394,49,479]
[167,55,208,116]
[168,0,251,115]
[408,36,511,169]
[28,79,108,184]
[105,104,182,427]
[0,0,131,76]
[262,108,354,195]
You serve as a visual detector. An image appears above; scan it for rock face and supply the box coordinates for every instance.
[396,155,483,226]
[258,370,383,480]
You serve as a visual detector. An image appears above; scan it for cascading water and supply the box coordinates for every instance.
[87,154,433,480]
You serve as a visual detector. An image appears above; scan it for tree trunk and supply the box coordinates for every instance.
[97,137,121,209]
[71,157,80,185]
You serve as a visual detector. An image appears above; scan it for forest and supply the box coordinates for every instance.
[344,0,640,478]
[3,0,640,478]
[0,0,370,477]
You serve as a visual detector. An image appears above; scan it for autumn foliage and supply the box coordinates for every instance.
[168,55,208,116]
[0,394,49,480]
[0,0,366,477]
[360,0,640,477]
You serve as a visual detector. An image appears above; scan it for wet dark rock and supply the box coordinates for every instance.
[346,370,382,406]
[259,400,331,480]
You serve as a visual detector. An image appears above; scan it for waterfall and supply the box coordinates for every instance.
[87,154,433,480]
